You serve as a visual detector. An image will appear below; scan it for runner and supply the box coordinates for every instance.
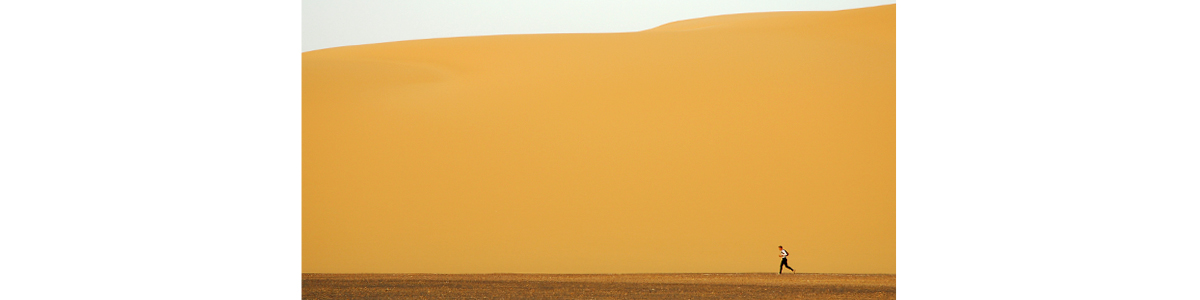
[778,245,795,274]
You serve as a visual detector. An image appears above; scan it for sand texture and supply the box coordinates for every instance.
[302,273,895,300]
[303,5,895,273]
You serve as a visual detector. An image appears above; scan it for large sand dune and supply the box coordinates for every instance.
[303,4,894,274]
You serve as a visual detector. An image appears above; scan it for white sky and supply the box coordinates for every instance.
[303,0,896,52]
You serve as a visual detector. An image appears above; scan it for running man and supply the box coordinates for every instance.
[778,245,795,274]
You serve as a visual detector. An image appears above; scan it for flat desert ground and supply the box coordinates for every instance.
[302,273,895,299]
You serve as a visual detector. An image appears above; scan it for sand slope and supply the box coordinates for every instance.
[303,4,894,274]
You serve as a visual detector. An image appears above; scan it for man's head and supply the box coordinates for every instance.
[778,246,783,249]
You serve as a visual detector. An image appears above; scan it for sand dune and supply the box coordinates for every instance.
[303,4,894,274]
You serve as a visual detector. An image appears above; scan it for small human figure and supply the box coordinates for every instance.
[778,245,795,274]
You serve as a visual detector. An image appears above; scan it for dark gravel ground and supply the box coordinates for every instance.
[303,273,895,299]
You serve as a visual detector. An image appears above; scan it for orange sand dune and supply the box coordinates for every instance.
[303,4,894,274]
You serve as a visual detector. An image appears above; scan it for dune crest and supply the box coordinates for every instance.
[304,4,894,274]
[649,4,892,34]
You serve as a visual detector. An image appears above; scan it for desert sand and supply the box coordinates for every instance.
[303,4,894,274]
[302,273,895,300]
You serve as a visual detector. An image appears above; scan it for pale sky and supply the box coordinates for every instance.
[303,0,896,52]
